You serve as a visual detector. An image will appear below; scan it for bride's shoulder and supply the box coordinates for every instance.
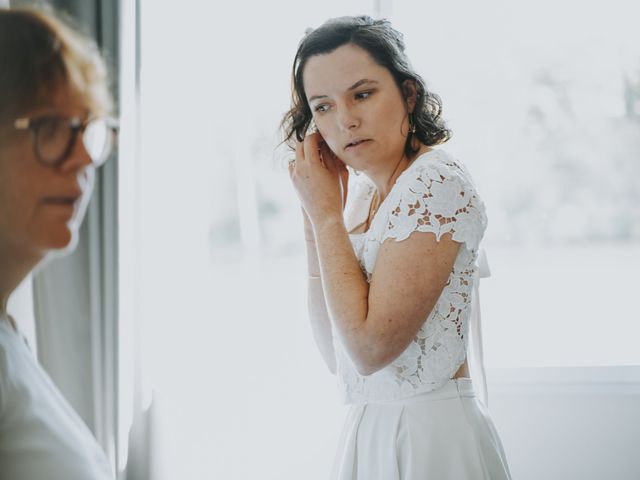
[403,149,477,188]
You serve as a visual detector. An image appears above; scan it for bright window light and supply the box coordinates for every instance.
[125,0,640,478]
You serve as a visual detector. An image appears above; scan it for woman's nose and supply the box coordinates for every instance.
[337,105,360,132]
[59,132,93,174]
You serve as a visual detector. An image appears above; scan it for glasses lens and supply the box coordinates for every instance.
[83,118,114,165]
[35,117,73,165]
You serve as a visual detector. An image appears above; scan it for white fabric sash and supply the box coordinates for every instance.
[468,249,491,407]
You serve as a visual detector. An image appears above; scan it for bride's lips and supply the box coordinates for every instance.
[344,138,372,150]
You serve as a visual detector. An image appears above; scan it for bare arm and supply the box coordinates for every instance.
[313,217,460,376]
[289,133,460,376]
[304,215,336,374]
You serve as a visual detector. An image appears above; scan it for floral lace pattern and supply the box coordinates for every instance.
[335,150,488,404]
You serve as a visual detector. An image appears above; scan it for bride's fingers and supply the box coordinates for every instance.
[294,141,305,163]
[303,132,322,165]
[318,141,331,170]
[319,142,340,173]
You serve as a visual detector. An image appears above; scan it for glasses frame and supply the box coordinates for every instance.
[13,114,119,168]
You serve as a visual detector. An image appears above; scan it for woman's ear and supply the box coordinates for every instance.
[402,79,418,113]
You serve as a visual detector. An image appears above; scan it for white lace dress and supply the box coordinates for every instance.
[330,149,511,480]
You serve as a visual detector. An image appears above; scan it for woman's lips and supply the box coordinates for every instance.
[43,196,80,205]
[345,138,372,150]
[42,196,82,214]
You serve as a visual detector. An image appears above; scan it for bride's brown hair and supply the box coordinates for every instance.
[281,16,450,157]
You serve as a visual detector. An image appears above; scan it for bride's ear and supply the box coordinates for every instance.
[402,79,418,113]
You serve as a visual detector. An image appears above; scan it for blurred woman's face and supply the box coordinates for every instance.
[0,87,95,259]
[302,43,412,174]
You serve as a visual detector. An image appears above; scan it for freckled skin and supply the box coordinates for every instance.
[303,43,412,183]
[289,43,468,376]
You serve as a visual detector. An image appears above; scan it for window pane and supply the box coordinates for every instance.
[138,2,375,479]
[392,0,640,367]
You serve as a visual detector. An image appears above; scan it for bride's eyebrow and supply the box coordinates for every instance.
[308,93,327,103]
[348,79,378,91]
[308,79,379,103]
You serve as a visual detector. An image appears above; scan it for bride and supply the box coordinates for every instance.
[283,15,512,479]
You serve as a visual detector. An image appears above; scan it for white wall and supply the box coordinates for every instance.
[488,366,640,480]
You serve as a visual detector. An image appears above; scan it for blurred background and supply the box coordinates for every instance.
[6,0,640,479]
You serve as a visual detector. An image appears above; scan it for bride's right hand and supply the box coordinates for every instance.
[319,140,349,212]
[301,144,349,242]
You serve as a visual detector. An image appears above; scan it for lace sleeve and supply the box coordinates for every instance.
[381,161,487,250]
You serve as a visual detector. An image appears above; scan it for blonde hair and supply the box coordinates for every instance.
[0,7,113,125]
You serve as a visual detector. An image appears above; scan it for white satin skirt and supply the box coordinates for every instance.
[331,378,512,480]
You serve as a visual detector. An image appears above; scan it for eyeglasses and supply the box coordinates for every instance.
[13,115,119,167]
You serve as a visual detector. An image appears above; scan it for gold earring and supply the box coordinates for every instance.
[408,114,416,134]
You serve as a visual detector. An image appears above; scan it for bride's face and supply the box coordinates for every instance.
[302,43,413,173]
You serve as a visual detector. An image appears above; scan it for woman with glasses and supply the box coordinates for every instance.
[0,8,117,479]
[283,16,511,479]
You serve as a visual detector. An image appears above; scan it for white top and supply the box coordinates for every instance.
[336,149,488,404]
[0,315,113,480]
